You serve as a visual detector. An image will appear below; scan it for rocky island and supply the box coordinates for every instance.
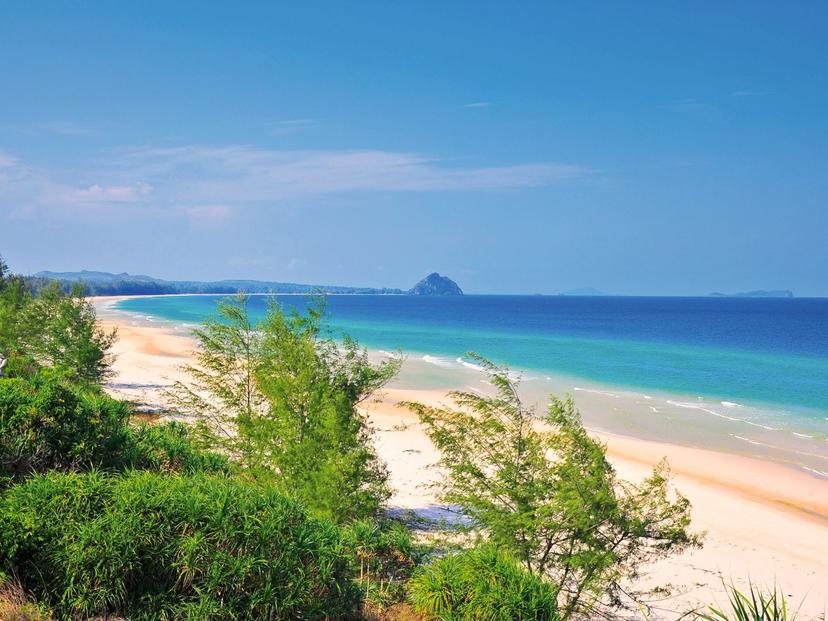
[408,272,464,295]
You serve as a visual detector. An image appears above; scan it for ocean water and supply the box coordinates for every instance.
[114,294,828,474]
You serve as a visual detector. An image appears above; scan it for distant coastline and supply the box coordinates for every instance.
[30,269,464,297]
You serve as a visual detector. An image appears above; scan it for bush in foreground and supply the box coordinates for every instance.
[0,471,358,620]
[409,546,559,621]
[342,518,421,611]
[0,373,227,487]
[0,372,130,485]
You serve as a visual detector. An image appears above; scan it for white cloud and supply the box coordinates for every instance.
[119,145,586,201]
[71,181,152,203]
[0,144,587,220]
[463,102,491,108]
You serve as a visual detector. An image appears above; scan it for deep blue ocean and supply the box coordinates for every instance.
[116,295,828,423]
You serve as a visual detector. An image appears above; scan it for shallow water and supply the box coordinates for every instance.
[113,294,828,476]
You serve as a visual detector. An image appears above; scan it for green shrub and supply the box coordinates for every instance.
[0,470,359,620]
[409,545,559,621]
[171,295,398,524]
[0,372,130,485]
[0,373,228,486]
[121,421,231,475]
[341,518,420,609]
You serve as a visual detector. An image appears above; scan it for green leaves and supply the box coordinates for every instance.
[0,372,130,484]
[15,281,116,384]
[408,356,701,618]
[0,471,358,620]
[409,545,559,621]
[171,294,400,523]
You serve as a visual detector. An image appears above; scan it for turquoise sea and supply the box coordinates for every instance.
[114,294,828,475]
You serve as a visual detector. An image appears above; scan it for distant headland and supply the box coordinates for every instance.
[408,272,463,296]
[709,290,794,298]
[29,270,463,297]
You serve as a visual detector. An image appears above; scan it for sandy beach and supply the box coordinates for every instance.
[98,301,828,619]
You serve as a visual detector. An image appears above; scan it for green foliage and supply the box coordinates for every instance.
[0,372,227,487]
[172,294,400,522]
[0,256,115,384]
[342,518,421,609]
[0,266,35,378]
[0,470,359,621]
[0,371,130,485]
[254,296,398,521]
[688,581,800,621]
[16,281,117,384]
[409,545,559,621]
[406,355,700,619]
[121,421,232,475]
[169,294,266,457]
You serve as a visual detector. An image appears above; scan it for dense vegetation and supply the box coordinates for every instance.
[409,546,559,621]
[0,471,356,620]
[0,370,228,488]
[0,254,795,620]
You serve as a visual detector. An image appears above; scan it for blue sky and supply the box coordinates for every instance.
[1,2,826,295]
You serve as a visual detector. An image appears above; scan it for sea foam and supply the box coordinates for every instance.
[456,356,485,372]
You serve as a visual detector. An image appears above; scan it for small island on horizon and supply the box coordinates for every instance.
[709,289,795,298]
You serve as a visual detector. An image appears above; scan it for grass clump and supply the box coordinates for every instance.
[688,581,801,621]
[409,545,559,621]
[342,518,421,611]
[0,470,358,620]
[0,580,53,621]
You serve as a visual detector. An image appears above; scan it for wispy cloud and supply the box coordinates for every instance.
[0,151,18,169]
[0,144,587,220]
[267,119,317,136]
[463,102,491,109]
[69,182,152,204]
[672,99,718,114]
[39,120,96,136]
[118,145,584,198]
[181,204,232,224]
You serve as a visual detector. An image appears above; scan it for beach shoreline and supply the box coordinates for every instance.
[98,294,828,481]
[96,298,828,619]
